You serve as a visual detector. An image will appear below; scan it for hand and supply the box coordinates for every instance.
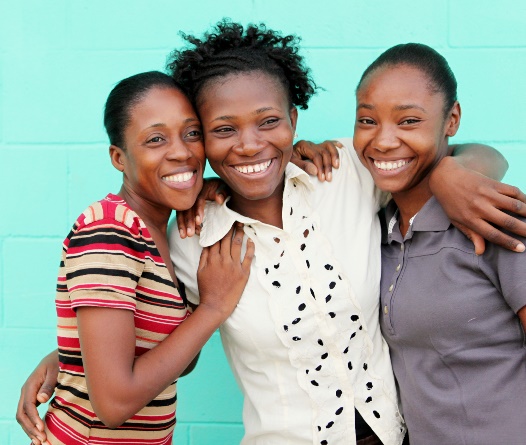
[16,350,59,445]
[176,178,228,238]
[291,139,341,182]
[430,156,526,254]
[197,223,254,321]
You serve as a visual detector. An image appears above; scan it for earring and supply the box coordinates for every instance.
[294,132,298,139]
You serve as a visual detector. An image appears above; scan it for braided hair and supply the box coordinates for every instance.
[167,19,317,110]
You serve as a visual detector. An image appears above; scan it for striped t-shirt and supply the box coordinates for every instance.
[45,194,190,445]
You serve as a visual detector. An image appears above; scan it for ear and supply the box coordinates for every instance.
[445,101,461,137]
[109,144,126,172]
[289,107,298,133]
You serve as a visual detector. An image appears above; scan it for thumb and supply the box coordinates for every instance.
[36,378,56,404]
[457,223,486,255]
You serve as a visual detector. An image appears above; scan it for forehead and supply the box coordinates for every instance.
[197,71,288,114]
[358,64,442,104]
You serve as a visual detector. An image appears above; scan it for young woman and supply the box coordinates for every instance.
[353,43,526,444]
[25,71,255,445]
[17,23,526,445]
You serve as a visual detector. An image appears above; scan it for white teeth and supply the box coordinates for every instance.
[374,159,408,171]
[234,160,272,174]
[162,172,194,183]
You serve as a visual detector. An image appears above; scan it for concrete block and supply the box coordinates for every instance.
[0,148,69,236]
[176,332,243,423]
[450,0,526,47]
[3,238,61,329]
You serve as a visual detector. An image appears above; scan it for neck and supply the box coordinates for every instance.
[228,179,285,228]
[117,185,171,235]
[391,176,432,237]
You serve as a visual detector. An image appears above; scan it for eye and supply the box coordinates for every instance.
[399,118,422,125]
[147,136,165,144]
[261,118,280,127]
[185,129,202,140]
[357,118,376,125]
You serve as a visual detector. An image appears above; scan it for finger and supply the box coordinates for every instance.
[241,238,255,271]
[36,377,56,404]
[16,398,46,444]
[320,148,333,182]
[176,211,187,239]
[327,140,341,168]
[491,187,526,218]
[230,223,245,261]
[494,183,526,206]
[291,158,318,176]
[219,225,235,256]
[184,206,196,237]
[469,217,524,252]
[194,194,208,227]
[452,221,486,255]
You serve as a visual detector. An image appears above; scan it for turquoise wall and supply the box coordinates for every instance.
[1,1,525,443]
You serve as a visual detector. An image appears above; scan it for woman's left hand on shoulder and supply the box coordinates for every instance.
[291,139,341,182]
[430,156,526,254]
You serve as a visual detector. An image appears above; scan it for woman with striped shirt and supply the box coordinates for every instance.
[20,71,254,445]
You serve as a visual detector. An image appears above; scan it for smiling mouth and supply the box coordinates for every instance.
[233,159,273,174]
[162,171,195,183]
[373,159,411,171]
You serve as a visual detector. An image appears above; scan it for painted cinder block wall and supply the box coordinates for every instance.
[1,1,525,443]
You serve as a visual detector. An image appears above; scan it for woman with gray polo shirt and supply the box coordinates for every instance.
[353,43,526,444]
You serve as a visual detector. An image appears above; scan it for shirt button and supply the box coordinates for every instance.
[396,264,401,272]
[384,305,389,315]
[388,284,394,292]
[400,244,405,251]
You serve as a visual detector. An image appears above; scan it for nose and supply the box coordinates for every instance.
[165,141,193,161]
[373,124,401,152]
[232,129,266,156]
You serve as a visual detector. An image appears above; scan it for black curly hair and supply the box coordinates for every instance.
[166,19,317,110]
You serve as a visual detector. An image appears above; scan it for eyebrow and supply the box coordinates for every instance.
[148,117,200,128]
[357,103,426,113]
[211,107,278,122]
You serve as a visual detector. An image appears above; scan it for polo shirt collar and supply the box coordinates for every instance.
[199,163,314,247]
[382,196,452,244]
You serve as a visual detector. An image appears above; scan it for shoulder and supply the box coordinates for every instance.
[74,195,143,235]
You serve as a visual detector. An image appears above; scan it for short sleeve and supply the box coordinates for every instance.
[65,218,145,311]
[479,220,526,313]
[168,220,202,305]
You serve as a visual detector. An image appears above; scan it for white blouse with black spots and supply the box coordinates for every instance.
[169,139,405,445]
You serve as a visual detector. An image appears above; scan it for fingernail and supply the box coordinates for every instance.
[247,238,253,243]
[320,173,325,181]
[335,159,340,167]
[179,229,185,238]
[195,215,201,225]
[187,228,194,236]
[516,243,525,253]
[327,172,332,181]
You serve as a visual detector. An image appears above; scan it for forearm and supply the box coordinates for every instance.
[450,143,508,180]
[80,305,224,428]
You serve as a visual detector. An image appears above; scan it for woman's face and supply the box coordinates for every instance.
[197,71,297,204]
[353,64,459,196]
[112,86,205,211]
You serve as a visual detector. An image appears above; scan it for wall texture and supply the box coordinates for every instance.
[0,1,525,443]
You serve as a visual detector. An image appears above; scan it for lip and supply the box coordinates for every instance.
[161,169,199,190]
[229,158,276,177]
[369,157,414,176]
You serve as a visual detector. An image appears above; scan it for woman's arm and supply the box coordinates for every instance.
[16,350,58,445]
[431,143,526,254]
[79,224,253,428]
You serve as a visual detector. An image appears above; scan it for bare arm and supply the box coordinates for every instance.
[430,143,526,254]
[79,224,253,428]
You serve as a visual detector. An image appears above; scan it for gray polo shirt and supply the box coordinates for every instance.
[380,196,526,445]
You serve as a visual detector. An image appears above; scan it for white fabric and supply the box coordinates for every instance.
[169,138,405,445]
